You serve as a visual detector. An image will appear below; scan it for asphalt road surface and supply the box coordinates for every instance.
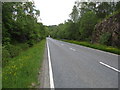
[47,37,119,88]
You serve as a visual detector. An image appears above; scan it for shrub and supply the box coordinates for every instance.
[2,47,11,67]
[99,32,111,45]
[5,44,22,58]
[18,43,29,50]
[27,40,35,47]
[2,40,46,88]
[2,43,30,66]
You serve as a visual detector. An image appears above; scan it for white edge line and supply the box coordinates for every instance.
[100,62,120,73]
[47,40,55,88]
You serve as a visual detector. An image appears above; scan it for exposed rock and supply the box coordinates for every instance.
[92,12,120,48]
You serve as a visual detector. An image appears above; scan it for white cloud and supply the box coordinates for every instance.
[33,0,76,25]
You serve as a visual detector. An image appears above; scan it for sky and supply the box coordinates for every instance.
[33,0,76,26]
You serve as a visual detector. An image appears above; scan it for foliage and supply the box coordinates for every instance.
[17,43,29,50]
[46,1,120,49]
[2,48,11,67]
[2,2,46,65]
[99,32,111,45]
[78,11,98,41]
[6,44,22,58]
[2,40,46,88]
[70,5,79,23]
[2,2,45,46]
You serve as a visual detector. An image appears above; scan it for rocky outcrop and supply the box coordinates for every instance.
[92,12,120,48]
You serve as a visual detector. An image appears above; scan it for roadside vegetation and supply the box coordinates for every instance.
[63,40,120,55]
[2,2,46,67]
[2,2,46,88]
[46,2,120,53]
[2,40,46,88]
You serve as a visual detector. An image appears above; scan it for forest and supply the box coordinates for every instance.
[46,1,120,49]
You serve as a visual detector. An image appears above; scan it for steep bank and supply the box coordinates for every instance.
[92,12,120,48]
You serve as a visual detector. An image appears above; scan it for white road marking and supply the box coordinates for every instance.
[47,40,55,88]
[61,44,64,46]
[70,48,76,51]
[100,62,120,73]
[58,39,118,56]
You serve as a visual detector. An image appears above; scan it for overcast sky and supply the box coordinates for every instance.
[33,0,76,25]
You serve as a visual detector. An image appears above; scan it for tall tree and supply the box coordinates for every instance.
[70,5,79,23]
[2,2,45,46]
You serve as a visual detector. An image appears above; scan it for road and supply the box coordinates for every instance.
[47,38,119,88]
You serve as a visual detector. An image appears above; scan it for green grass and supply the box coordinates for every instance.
[2,40,46,88]
[62,40,120,55]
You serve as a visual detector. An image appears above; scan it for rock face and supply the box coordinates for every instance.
[92,12,120,48]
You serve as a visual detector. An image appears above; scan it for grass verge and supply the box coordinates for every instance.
[2,40,46,88]
[62,40,120,55]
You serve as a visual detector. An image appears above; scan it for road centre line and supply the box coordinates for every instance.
[70,48,76,51]
[47,40,55,88]
[61,44,64,46]
[58,40,118,56]
[100,62,120,73]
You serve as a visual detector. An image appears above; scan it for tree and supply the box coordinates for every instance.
[70,5,79,23]
[2,2,45,46]
[78,11,98,41]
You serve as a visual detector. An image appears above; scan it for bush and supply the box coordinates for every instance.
[2,47,11,67]
[99,32,111,45]
[27,40,35,47]
[2,43,30,66]
[18,43,29,50]
[5,44,22,58]
[2,40,46,88]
